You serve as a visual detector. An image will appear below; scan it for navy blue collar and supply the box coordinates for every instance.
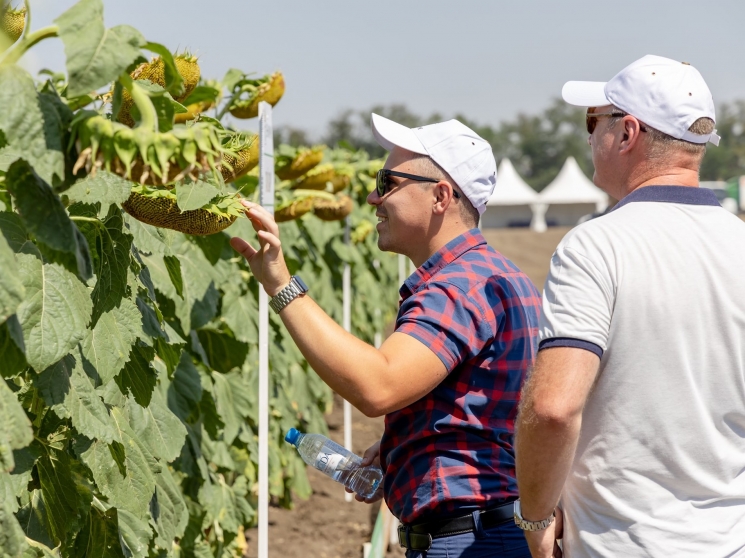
[613,185,720,211]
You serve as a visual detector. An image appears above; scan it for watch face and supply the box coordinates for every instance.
[294,276,309,293]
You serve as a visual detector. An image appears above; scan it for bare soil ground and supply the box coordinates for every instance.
[244,227,572,558]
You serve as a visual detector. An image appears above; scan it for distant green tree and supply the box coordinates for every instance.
[318,100,745,188]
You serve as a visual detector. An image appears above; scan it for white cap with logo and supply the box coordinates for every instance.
[562,54,720,146]
[370,114,498,215]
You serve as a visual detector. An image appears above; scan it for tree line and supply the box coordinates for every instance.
[276,100,745,191]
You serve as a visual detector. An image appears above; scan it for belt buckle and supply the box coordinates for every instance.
[397,524,432,552]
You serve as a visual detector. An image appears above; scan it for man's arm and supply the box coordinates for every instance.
[230,201,447,417]
[515,346,600,557]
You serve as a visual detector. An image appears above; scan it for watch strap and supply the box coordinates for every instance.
[269,276,308,314]
[513,500,555,532]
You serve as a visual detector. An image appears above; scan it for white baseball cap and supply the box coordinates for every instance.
[562,55,720,146]
[371,114,497,215]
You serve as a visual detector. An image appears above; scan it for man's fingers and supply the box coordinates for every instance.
[257,229,282,250]
[242,201,280,237]
[230,237,258,259]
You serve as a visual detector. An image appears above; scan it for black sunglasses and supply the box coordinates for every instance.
[375,169,460,198]
[586,111,648,135]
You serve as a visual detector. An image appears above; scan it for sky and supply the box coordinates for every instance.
[24,0,745,138]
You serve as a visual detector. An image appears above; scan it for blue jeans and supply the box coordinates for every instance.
[404,513,530,558]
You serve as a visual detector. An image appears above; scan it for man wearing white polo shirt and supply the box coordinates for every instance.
[513,55,745,557]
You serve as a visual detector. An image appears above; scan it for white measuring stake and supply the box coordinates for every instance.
[343,216,353,502]
[398,253,406,286]
[257,101,274,558]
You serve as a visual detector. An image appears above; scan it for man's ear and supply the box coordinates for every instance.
[619,116,644,154]
[432,181,455,216]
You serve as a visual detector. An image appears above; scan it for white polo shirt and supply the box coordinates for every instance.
[540,186,745,558]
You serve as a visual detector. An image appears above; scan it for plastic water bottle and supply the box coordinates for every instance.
[284,428,383,499]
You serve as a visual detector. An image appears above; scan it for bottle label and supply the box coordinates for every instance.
[316,451,343,474]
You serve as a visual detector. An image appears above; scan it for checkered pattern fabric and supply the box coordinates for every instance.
[380,229,541,523]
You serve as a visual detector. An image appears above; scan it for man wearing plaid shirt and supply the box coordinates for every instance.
[231,114,541,557]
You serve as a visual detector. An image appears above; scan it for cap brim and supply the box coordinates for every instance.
[561,81,610,107]
[371,113,427,154]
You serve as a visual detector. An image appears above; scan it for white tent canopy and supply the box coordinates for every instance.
[532,157,609,229]
[482,159,542,229]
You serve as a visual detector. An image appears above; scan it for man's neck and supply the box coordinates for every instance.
[621,166,699,199]
[407,224,474,268]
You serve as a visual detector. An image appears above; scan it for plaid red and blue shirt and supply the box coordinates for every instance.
[380,229,541,523]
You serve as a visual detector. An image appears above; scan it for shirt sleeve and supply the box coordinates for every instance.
[395,282,494,373]
[539,245,614,357]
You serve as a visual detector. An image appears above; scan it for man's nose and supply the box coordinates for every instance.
[367,188,382,206]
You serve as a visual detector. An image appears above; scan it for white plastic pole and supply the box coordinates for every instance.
[343,216,353,502]
[398,254,406,286]
[257,101,274,558]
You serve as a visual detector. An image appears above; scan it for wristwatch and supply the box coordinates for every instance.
[269,276,308,314]
[513,499,555,531]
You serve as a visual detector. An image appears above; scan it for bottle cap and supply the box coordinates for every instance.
[285,428,300,445]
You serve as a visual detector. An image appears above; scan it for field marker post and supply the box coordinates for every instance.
[343,216,353,502]
[257,101,274,558]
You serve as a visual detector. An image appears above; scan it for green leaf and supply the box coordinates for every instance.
[0,213,29,253]
[0,231,24,323]
[36,449,92,545]
[126,390,186,463]
[78,407,159,520]
[0,380,32,473]
[0,316,27,378]
[221,285,258,344]
[0,66,65,186]
[6,160,91,280]
[15,490,54,550]
[15,253,93,371]
[73,506,125,558]
[166,353,202,422]
[142,42,184,96]
[198,476,240,535]
[197,329,248,374]
[174,179,219,212]
[211,370,253,445]
[114,344,156,407]
[80,298,141,385]
[35,350,119,445]
[181,85,221,107]
[163,255,183,299]
[117,508,151,558]
[0,498,27,558]
[76,206,133,326]
[123,216,175,257]
[63,172,134,218]
[150,466,188,549]
[55,0,146,98]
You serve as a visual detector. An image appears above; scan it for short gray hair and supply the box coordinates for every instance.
[410,155,480,227]
[607,105,714,160]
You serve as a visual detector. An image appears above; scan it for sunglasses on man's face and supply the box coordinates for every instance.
[375,169,460,198]
[585,111,648,135]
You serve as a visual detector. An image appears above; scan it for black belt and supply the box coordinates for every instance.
[397,499,516,552]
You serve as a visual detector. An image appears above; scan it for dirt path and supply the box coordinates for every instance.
[244,227,571,557]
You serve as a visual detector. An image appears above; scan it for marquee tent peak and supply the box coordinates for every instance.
[538,156,608,206]
[487,158,539,206]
